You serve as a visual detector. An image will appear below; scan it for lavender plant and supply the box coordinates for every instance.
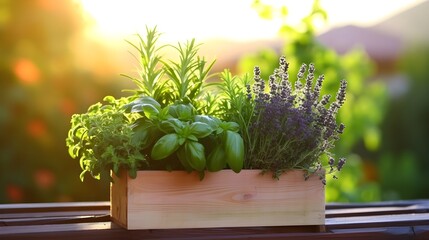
[245,56,347,181]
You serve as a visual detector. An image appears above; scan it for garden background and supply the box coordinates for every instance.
[1,0,428,203]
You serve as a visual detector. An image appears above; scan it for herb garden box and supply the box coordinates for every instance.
[67,27,345,231]
[110,169,325,230]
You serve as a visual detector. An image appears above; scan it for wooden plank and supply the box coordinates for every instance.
[327,212,429,229]
[0,223,416,240]
[111,170,325,229]
[327,205,429,218]
[0,210,109,220]
[2,200,429,238]
[0,201,109,214]
[0,214,110,226]
[326,200,429,210]
[414,225,429,240]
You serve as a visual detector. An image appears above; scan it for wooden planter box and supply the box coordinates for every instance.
[110,169,325,230]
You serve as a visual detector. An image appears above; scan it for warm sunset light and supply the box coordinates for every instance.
[13,58,41,84]
[78,0,425,41]
[2,0,429,211]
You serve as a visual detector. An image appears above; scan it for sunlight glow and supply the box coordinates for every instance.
[78,0,425,42]
[13,59,40,84]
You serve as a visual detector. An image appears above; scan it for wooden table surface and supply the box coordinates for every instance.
[1,200,429,239]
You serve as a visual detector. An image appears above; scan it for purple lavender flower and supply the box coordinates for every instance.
[246,57,348,180]
[246,84,252,100]
[337,158,346,171]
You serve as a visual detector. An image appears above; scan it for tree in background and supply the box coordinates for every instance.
[238,0,388,202]
[0,0,123,203]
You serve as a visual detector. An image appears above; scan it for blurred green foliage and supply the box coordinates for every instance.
[378,45,429,200]
[239,0,388,202]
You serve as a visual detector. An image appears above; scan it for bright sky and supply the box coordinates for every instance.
[79,0,425,42]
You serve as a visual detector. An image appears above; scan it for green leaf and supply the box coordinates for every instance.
[68,145,79,158]
[131,123,153,148]
[178,136,186,145]
[141,104,160,119]
[194,115,220,129]
[79,169,88,182]
[189,122,213,138]
[159,118,184,133]
[151,133,180,160]
[177,146,193,172]
[113,163,119,175]
[169,104,194,120]
[224,130,244,173]
[185,141,206,171]
[219,121,240,132]
[216,128,224,135]
[123,96,161,113]
[158,106,172,120]
[103,95,116,104]
[186,134,198,142]
[87,102,102,113]
[128,168,137,179]
[207,144,226,172]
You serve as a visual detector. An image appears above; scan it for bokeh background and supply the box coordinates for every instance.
[1,0,428,203]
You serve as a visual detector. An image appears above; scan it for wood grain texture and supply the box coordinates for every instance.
[110,170,128,228]
[111,169,325,230]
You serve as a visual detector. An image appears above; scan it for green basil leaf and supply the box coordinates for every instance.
[169,103,194,120]
[224,130,244,173]
[207,144,226,172]
[194,115,220,129]
[141,104,160,119]
[158,106,172,120]
[178,136,186,145]
[130,118,150,129]
[151,133,180,160]
[159,118,184,133]
[189,122,213,138]
[219,121,240,132]
[177,146,193,172]
[131,118,157,147]
[187,134,198,142]
[131,124,151,147]
[185,141,206,171]
[216,128,224,135]
[123,96,161,113]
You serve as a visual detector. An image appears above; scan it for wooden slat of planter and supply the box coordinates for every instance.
[110,169,128,228]
[111,170,325,230]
